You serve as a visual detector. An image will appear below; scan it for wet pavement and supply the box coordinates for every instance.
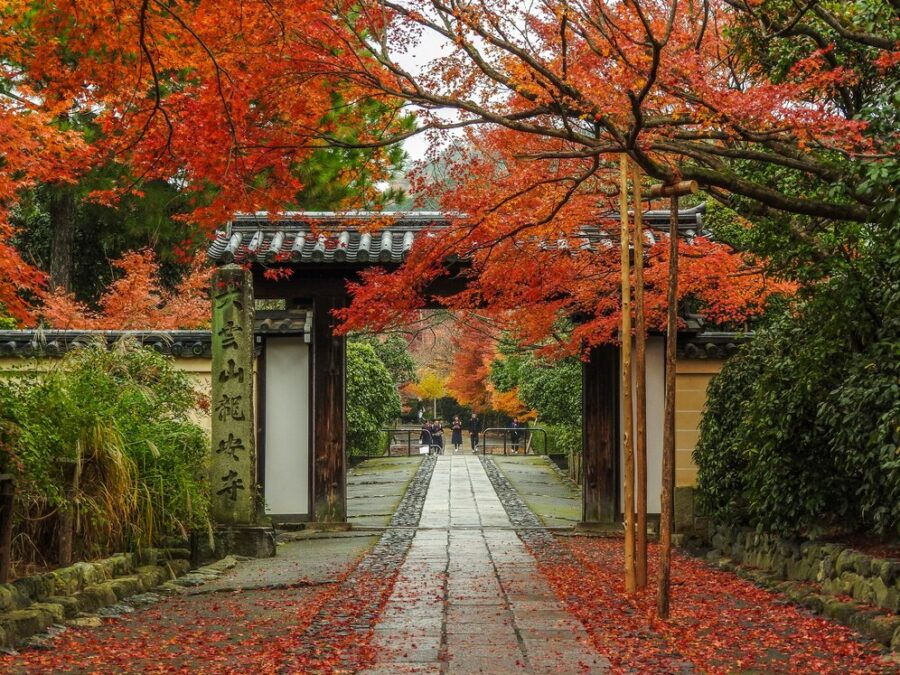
[492,456,582,527]
[363,455,609,674]
[348,456,425,527]
[2,454,608,673]
[188,532,379,593]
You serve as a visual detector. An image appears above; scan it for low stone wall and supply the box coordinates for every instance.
[701,523,900,650]
[707,524,900,612]
[0,548,191,648]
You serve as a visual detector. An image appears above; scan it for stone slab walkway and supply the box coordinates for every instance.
[363,455,609,674]
[187,532,378,594]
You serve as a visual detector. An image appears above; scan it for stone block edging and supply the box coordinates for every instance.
[0,548,229,650]
[692,523,900,652]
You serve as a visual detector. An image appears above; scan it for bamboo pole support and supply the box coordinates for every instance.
[658,192,682,619]
[619,154,636,594]
[631,161,648,591]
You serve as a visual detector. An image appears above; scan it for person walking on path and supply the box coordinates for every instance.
[420,421,432,452]
[510,418,521,454]
[432,419,444,454]
[468,413,480,453]
[451,416,463,453]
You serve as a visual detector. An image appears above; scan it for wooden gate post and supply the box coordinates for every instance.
[582,345,619,525]
[312,293,347,523]
[0,474,13,583]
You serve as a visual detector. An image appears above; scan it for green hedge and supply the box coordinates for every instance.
[530,423,582,455]
[346,341,401,457]
[694,312,900,536]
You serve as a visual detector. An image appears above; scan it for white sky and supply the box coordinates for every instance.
[390,19,461,163]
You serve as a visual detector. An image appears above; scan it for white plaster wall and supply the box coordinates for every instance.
[620,336,665,515]
[263,338,311,517]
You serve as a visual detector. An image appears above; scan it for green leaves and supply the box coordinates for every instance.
[695,277,900,535]
[0,339,209,562]
[346,341,402,457]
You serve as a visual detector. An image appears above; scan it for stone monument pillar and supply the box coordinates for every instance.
[209,264,274,557]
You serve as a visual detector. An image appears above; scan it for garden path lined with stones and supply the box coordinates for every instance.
[362,455,609,674]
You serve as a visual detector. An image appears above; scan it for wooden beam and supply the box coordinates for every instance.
[647,180,699,199]
[619,155,636,594]
[312,294,347,523]
[581,345,619,524]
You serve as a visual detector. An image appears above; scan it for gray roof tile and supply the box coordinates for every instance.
[207,205,707,265]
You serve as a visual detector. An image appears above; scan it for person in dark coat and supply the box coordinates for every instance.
[510,418,521,454]
[468,414,480,452]
[420,421,432,450]
[432,419,444,454]
[451,416,463,453]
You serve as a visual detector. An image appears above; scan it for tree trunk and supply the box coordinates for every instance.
[618,155,635,594]
[658,195,679,618]
[58,450,83,567]
[49,187,77,292]
[0,476,14,584]
[631,162,648,591]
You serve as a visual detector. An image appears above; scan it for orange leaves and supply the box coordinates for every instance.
[0,95,88,323]
[339,124,791,359]
[446,324,495,413]
[2,0,405,233]
[532,536,885,673]
[42,249,211,330]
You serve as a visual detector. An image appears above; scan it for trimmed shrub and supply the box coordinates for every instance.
[695,309,900,536]
[346,341,402,456]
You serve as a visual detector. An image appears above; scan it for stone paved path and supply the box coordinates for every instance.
[364,455,609,674]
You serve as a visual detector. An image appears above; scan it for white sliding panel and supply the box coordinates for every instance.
[264,338,310,518]
[620,336,665,514]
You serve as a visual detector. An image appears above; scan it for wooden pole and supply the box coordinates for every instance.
[658,193,680,618]
[631,161,648,591]
[619,154,636,594]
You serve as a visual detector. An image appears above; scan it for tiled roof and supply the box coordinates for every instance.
[678,331,749,360]
[0,330,215,358]
[0,314,314,358]
[207,205,707,265]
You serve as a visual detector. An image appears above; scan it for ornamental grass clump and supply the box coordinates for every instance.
[0,339,209,570]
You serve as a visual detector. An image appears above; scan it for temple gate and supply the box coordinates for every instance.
[206,206,718,544]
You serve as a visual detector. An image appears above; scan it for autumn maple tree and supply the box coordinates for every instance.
[40,249,211,330]
[0,0,413,323]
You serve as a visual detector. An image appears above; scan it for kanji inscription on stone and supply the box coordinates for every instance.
[216,470,246,501]
[214,393,246,421]
[210,264,257,525]
[219,358,245,383]
[216,433,246,461]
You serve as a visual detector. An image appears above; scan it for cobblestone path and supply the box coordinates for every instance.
[363,455,609,674]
